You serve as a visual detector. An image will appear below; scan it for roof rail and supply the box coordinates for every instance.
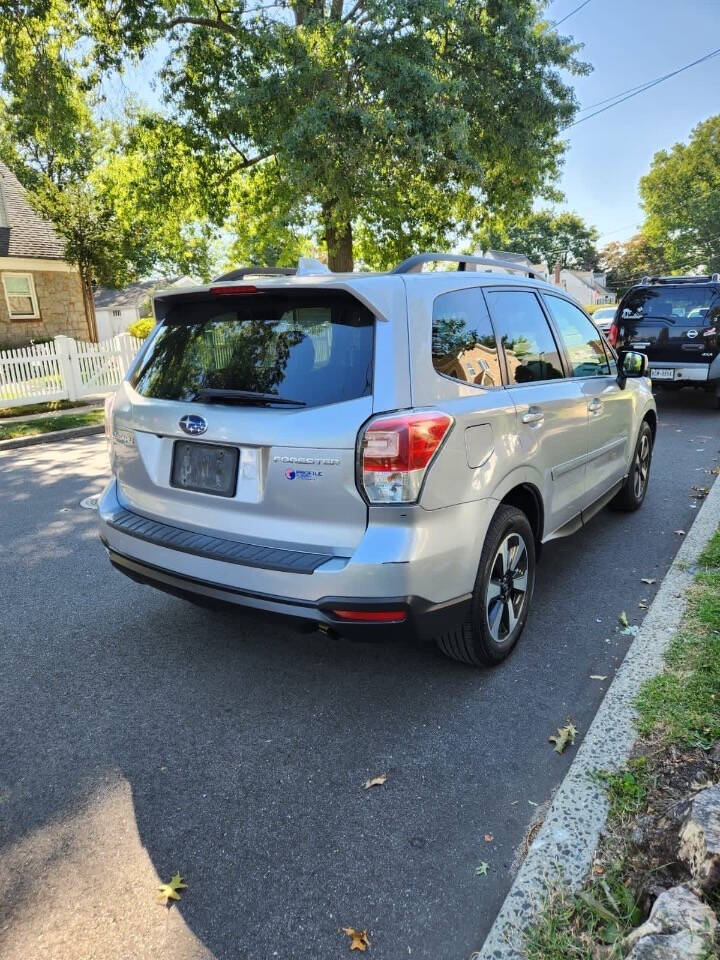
[640,274,716,286]
[391,252,536,279]
[213,266,296,281]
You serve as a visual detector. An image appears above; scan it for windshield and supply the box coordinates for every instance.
[620,286,719,325]
[130,292,374,407]
[594,308,616,319]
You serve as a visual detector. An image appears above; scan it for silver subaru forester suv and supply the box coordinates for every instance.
[99,254,656,666]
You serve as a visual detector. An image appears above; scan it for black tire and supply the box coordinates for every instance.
[435,505,536,667]
[610,420,653,512]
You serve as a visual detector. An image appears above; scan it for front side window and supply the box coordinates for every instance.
[485,290,564,384]
[431,288,502,388]
[130,291,374,408]
[543,295,612,377]
[2,272,40,319]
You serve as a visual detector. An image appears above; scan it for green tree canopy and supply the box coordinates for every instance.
[3,0,588,271]
[640,115,720,276]
[478,209,599,270]
[599,233,668,297]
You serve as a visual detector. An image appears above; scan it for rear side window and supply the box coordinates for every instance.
[485,290,564,384]
[620,286,720,325]
[130,292,374,407]
[543,295,612,377]
[431,288,502,388]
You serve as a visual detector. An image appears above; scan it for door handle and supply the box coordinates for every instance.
[588,398,603,414]
[521,406,544,425]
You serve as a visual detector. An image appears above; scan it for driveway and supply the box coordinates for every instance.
[1,390,718,960]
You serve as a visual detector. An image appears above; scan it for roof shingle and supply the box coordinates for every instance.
[0,161,66,260]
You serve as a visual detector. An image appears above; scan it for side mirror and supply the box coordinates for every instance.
[617,350,648,388]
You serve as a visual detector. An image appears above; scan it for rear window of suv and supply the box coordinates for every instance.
[620,286,720,325]
[130,291,374,407]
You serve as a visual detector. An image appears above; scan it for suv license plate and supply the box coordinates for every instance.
[650,368,674,380]
[171,440,239,497]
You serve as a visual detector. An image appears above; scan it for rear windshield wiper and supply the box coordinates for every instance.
[194,388,306,407]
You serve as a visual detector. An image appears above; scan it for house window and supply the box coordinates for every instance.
[112,309,121,317]
[2,272,40,320]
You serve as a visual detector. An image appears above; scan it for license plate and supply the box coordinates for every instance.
[171,441,239,497]
[650,368,674,380]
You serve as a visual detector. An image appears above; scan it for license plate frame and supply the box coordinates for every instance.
[650,368,675,380]
[171,440,239,498]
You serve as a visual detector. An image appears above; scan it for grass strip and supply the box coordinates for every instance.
[524,525,720,959]
[0,410,105,441]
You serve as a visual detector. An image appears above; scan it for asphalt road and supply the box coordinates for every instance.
[1,390,719,960]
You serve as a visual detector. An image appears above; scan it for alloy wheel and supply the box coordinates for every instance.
[485,532,529,644]
[633,432,651,500]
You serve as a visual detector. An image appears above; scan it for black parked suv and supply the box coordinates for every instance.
[609,275,720,407]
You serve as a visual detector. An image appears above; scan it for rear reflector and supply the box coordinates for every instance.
[210,285,258,295]
[331,609,407,622]
[359,411,453,503]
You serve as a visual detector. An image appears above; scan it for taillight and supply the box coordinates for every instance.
[607,321,619,347]
[359,411,453,503]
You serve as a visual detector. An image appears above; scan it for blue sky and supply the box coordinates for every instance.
[107,0,720,250]
[552,0,720,246]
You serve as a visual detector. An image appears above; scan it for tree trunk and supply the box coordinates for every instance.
[323,203,354,272]
[80,267,98,342]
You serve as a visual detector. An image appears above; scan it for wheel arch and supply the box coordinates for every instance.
[498,482,544,550]
[642,407,657,443]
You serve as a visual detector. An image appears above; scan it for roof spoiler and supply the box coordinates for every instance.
[391,252,536,279]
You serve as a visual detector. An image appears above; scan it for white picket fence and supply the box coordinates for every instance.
[0,333,143,407]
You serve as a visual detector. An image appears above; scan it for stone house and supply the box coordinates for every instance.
[0,161,93,348]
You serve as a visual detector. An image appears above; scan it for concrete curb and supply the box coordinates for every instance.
[0,424,104,451]
[477,475,720,960]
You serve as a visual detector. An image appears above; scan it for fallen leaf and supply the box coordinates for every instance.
[475,861,489,876]
[342,928,370,952]
[364,773,387,790]
[157,873,187,904]
[692,486,709,498]
[674,530,686,536]
[483,833,494,842]
[618,611,629,628]
[640,577,656,585]
[590,675,607,681]
[549,721,578,754]
[592,863,605,875]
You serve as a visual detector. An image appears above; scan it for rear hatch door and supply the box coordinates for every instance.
[112,287,377,554]
[618,285,720,363]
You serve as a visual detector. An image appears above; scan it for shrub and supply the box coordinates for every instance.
[585,303,617,315]
[128,317,155,339]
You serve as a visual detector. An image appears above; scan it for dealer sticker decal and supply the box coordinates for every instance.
[285,468,323,481]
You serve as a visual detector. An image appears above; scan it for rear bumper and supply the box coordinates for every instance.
[98,477,491,640]
[104,545,472,641]
[648,361,710,382]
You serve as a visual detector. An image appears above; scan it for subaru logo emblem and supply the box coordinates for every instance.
[687,329,698,339]
[179,414,207,436]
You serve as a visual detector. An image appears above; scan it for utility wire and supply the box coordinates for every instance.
[567,46,720,127]
[551,0,593,28]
